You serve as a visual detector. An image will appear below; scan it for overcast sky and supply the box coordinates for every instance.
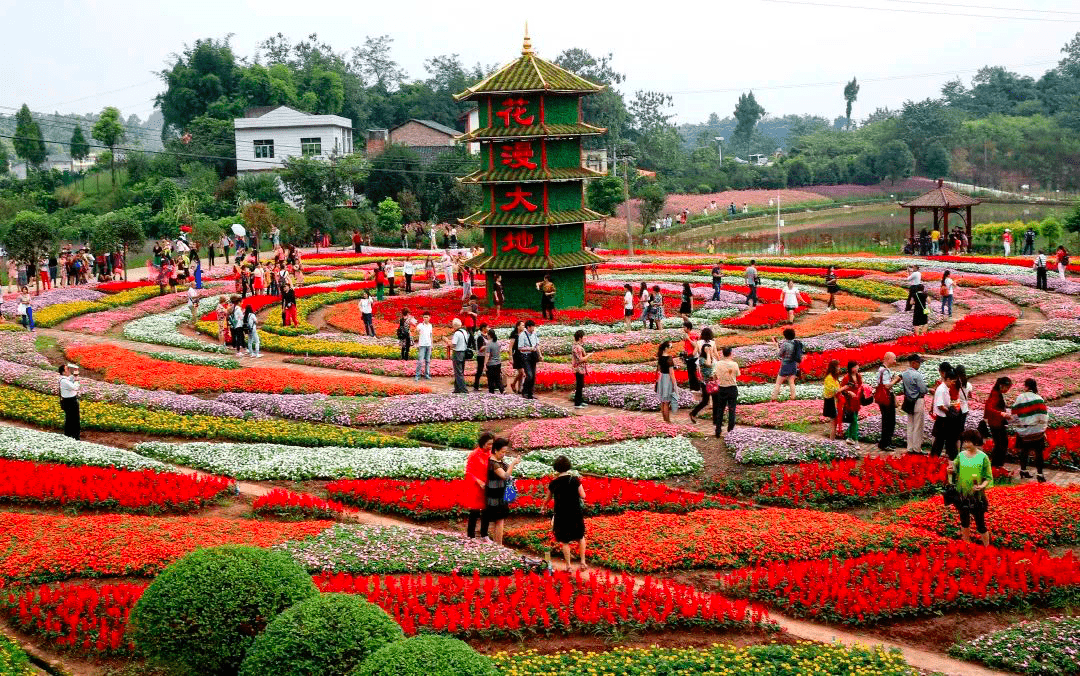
[2,0,1078,127]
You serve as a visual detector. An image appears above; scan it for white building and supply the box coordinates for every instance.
[233,105,354,174]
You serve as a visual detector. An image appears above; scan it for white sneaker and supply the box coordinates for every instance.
[254,354,262,358]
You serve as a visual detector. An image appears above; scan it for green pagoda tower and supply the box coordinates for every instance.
[456,30,606,309]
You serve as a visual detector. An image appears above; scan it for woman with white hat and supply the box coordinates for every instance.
[1002,229,1012,257]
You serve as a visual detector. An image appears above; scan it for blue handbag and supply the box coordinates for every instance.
[503,477,518,504]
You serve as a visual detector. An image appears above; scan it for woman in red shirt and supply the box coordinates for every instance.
[983,376,1012,468]
[839,360,863,445]
[465,432,495,539]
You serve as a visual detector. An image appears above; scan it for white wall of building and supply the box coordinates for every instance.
[234,106,353,173]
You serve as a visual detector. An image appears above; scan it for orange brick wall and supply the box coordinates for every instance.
[389,122,454,147]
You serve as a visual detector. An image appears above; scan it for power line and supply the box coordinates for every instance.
[878,0,1080,15]
[760,0,1080,21]
[40,79,161,109]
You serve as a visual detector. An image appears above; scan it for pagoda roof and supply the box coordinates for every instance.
[454,32,604,100]
[457,122,606,142]
[461,166,604,184]
[460,207,605,228]
[466,249,604,271]
[899,180,982,209]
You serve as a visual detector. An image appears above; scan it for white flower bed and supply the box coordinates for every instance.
[918,339,1078,381]
[0,423,170,470]
[133,441,554,481]
[122,297,230,353]
[523,437,703,479]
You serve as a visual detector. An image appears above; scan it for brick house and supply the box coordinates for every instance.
[366,119,470,163]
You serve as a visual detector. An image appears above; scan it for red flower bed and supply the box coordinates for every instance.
[533,369,694,390]
[985,426,1080,470]
[327,477,737,519]
[721,265,869,278]
[0,512,332,584]
[95,280,155,293]
[65,343,427,396]
[315,569,772,636]
[721,304,809,329]
[740,313,1015,382]
[929,254,1080,272]
[505,508,939,573]
[252,488,350,519]
[1,582,147,655]
[0,460,233,513]
[876,483,1080,549]
[719,543,1080,625]
[198,281,373,321]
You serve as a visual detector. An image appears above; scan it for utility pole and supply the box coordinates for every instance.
[776,192,782,254]
[622,157,633,253]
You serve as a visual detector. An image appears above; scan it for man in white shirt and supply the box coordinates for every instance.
[444,318,469,393]
[875,352,902,452]
[1034,250,1048,290]
[440,253,454,287]
[413,312,434,380]
[386,259,396,296]
[187,285,199,323]
[403,260,415,292]
[745,260,759,307]
[59,364,81,439]
[517,319,541,399]
[904,265,923,312]
[930,363,957,459]
[622,284,634,330]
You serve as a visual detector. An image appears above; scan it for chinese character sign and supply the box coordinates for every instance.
[500,186,538,212]
[501,230,539,255]
[495,97,535,127]
[499,141,537,170]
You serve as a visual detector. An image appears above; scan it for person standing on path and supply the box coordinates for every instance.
[485,328,504,393]
[374,263,386,300]
[537,275,557,320]
[839,360,864,445]
[358,293,375,337]
[1012,378,1048,483]
[1002,229,1012,257]
[656,341,680,424]
[947,429,994,546]
[187,284,199,323]
[939,270,955,316]
[712,346,740,438]
[509,321,525,394]
[386,259,396,296]
[900,354,928,453]
[546,455,587,569]
[1034,251,1048,290]
[875,352,901,451]
[414,312,434,381]
[639,282,651,329]
[1023,225,1036,255]
[622,284,634,330]
[220,234,231,266]
[930,227,940,255]
[745,261,759,307]
[215,296,230,344]
[1056,246,1070,280]
[517,320,541,399]
[492,274,505,318]
[912,287,929,336]
[983,376,1013,469]
[484,438,518,545]
[571,329,589,409]
[710,263,723,301]
[689,327,717,425]
[473,322,488,391]
[823,359,843,440]
[904,265,922,312]
[398,308,416,361]
[931,363,958,459]
[58,364,80,440]
[446,318,470,394]
[824,266,839,311]
[281,282,298,328]
[244,305,261,358]
[465,432,494,540]
[781,280,799,324]
[771,328,801,402]
[403,259,414,292]
[679,282,693,317]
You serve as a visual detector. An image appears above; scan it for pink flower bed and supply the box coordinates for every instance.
[968,362,1080,406]
[804,178,938,199]
[735,400,876,428]
[286,356,457,378]
[507,413,697,449]
[65,288,221,334]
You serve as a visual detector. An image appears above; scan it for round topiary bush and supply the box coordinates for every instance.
[239,593,404,676]
[351,635,497,676]
[129,545,318,675]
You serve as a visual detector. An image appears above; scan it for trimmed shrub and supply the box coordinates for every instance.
[239,593,403,676]
[352,636,496,676]
[129,545,318,675]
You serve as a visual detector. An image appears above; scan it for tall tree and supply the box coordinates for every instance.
[156,38,240,135]
[733,92,766,159]
[1,211,54,292]
[555,48,630,149]
[69,125,90,162]
[923,141,951,179]
[628,90,680,173]
[876,140,915,184]
[12,104,47,170]
[351,35,407,91]
[0,140,8,175]
[92,107,125,185]
[843,77,860,130]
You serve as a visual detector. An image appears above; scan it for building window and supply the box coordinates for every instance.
[301,137,322,156]
[253,140,274,159]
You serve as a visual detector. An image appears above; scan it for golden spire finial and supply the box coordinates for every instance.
[522,22,533,55]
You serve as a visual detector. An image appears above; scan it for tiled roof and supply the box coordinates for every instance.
[461,166,604,184]
[391,119,461,137]
[458,123,605,142]
[460,207,605,228]
[466,250,604,270]
[455,52,604,100]
[900,184,981,208]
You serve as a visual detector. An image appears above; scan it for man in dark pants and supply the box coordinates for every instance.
[58,364,81,439]
[397,309,415,360]
[712,347,740,438]
[517,320,540,399]
[473,322,488,391]
[1034,250,1048,290]
[446,318,469,393]
[876,352,902,451]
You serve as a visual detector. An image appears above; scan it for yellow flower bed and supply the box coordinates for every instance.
[32,301,109,327]
[97,285,164,307]
[0,383,411,448]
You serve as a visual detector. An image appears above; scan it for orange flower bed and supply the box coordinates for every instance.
[65,344,428,397]
[714,310,872,348]
[807,294,879,312]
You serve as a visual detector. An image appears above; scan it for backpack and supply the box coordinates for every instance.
[396,318,408,340]
[455,329,474,360]
[790,340,804,363]
[1062,254,1071,266]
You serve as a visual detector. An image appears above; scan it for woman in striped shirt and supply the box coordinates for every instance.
[1011,378,1048,483]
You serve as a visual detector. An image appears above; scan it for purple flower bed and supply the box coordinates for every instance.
[723,426,859,464]
[216,392,356,425]
[0,333,51,368]
[352,392,569,424]
[0,287,104,315]
[582,384,700,411]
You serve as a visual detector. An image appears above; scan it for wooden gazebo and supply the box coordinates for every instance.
[899,179,981,254]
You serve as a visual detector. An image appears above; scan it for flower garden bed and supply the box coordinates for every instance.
[507,414,698,449]
[948,616,1080,676]
[0,459,233,513]
[723,427,859,465]
[719,543,1080,625]
[327,477,737,519]
[505,508,937,573]
[1,582,146,655]
[251,488,351,519]
[720,303,809,329]
[523,437,703,478]
[0,423,168,470]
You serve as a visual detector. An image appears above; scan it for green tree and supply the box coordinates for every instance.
[876,140,915,184]
[733,92,766,159]
[1039,215,1063,248]
[1062,203,1080,246]
[785,159,813,187]
[415,148,479,222]
[269,202,308,245]
[13,104,47,170]
[103,207,148,280]
[586,175,624,215]
[242,202,275,251]
[375,197,402,234]
[923,141,951,179]
[0,140,8,175]
[364,144,421,205]
[350,35,407,91]
[843,77,860,130]
[628,90,681,174]
[166,115,235,178]
[156,38,241,134]
[191,217,225,258]
[1,211,54,292]
[397,189,421,223]
[304,203,333,239]
[91,107,125,186]
[278,156,350,208]
[897,98,960,170]
[636,182,666,228]
[69,125,91,162]
[236,173,283,203]
[555,48,630,149]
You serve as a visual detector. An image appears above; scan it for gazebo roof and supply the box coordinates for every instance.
[899,179,982,209]
[454,30,604,100]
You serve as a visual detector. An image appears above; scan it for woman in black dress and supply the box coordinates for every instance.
[912,289,929,336]
[508,320,526,394]
[493,274,505,318]
[546,455,587,569]
[824,266,839,311]
[679,282,693,317]
[484,438,519,545]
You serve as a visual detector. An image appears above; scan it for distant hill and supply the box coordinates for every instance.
[677,113,837,157]
[0,108,164,157]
